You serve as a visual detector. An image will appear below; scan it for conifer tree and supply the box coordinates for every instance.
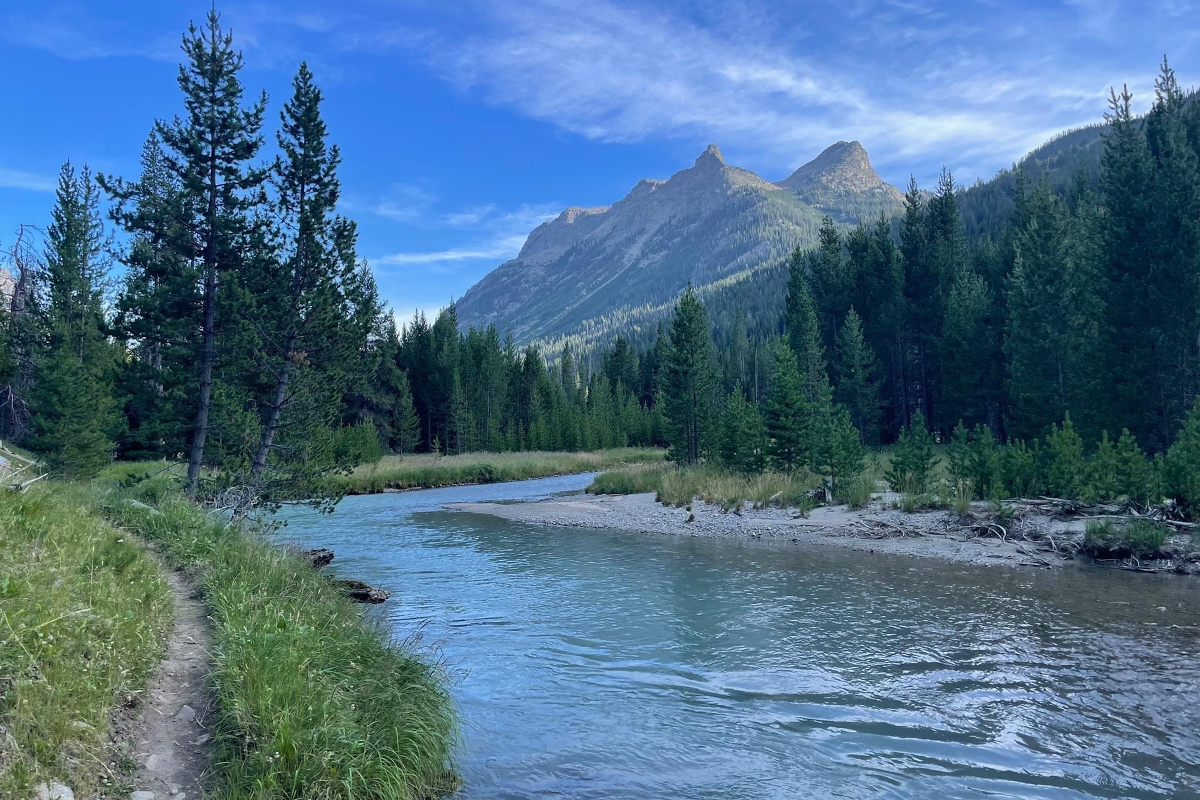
[1043,414,1086,499]
[152,9,267,493]
[661,287,718,464]
[834,308,880,442]
[816,405,864,498]
[29,164,117,476]
[1115,428,1156,505]
[886,410,936,495]
[248,62,351,484]
[719,382,764,474]
[763,340,809,471]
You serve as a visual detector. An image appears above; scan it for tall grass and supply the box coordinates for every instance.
[100,488,459,800]
[336,448,664,495]
[589,464,820,511]
[0,485,172,799]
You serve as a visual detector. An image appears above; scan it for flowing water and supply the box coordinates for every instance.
[276,474,1200,799]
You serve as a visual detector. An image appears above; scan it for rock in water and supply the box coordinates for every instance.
[332,578,391,604]
[303,547,335,569]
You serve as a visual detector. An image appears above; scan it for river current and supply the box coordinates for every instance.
[276,473,1200,799]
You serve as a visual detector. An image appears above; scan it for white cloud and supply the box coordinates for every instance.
[397,0,1192,184]
[0,167,56,193]
[372,202,558,272]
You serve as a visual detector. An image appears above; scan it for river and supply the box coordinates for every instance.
[275,473,1200,799]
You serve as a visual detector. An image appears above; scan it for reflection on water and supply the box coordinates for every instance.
[275,474,1200,799]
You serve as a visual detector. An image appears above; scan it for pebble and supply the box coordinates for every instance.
[131,792,156,800]
[174,704,196,723]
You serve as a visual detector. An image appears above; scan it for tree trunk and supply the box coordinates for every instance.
[186,265,217,495]
[251,358,292,482]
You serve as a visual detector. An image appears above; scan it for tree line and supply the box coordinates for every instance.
[3,23,1200,512]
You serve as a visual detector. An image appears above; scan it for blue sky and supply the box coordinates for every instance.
[0,0,1194,320]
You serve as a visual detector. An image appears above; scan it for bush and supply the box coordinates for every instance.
[836,473,874,509]
[999,439,1040,498]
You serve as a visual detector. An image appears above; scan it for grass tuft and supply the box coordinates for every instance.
[0,484,172,799]
[100,490,458,800]
[336,448,664,495]
[589,464,820,512]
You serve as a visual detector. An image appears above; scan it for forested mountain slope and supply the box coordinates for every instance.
[456,142,903,350]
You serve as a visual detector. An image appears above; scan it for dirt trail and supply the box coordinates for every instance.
[125,570,213,800]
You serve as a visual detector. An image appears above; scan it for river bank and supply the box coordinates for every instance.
[335,448,664,495]
[447,491,1200,573]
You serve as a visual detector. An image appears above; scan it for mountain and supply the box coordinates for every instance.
[456,142,903,351]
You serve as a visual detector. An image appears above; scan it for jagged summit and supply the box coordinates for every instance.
[775,141,902,222]
[457,141,905,348]
[694,143,726,168]
[777,141,877,193]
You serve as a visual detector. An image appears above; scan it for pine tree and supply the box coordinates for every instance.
[29,164,117,476]
[1115,428,1156,505]
[762,340,809,471]
[886,410,936,495]
[814,404,863,498]
[153,9,267,493]
[941,269,991,430]
[1165,400,1200,512]
[833,308,880,442]
[1086,430,1120,502]
[661,287,718,464]
[719,382,765,474]
[1043,413,1086,499]
[248,62,350,484]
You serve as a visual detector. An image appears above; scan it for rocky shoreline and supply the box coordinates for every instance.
[446,492,1200,574]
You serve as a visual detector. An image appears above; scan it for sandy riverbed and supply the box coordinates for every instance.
[445,492,1101,570]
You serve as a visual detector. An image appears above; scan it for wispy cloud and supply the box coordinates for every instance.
[389,0,1189,183]
[0,167,56,193]
[372,203,558,272]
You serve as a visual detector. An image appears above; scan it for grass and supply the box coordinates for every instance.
[335,448,664,495]
[588,463,821,512]
[0,484,172,799]
[98,480,458,800]
[1084,518,1172,558]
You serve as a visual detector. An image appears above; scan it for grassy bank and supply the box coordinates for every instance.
[0,485,172,799]
[336,448,664,495]
[99,476,458,800]
[589,462,825,511]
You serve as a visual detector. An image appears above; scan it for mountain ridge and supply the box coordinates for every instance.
[456,141,903,349]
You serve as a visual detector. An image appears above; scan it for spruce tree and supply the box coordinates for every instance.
[152,9,267,493]
[886,410,936,495]
[763,340,809,471]
[661,287,718,464]
[1043,414,1086,499]
[29,164,117,476]
[833,308,880,442]
[719,382,765,474]
[248,62,351,484]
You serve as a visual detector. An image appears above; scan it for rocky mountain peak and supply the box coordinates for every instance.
[694,143,726,168]
[776,140,885,195]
